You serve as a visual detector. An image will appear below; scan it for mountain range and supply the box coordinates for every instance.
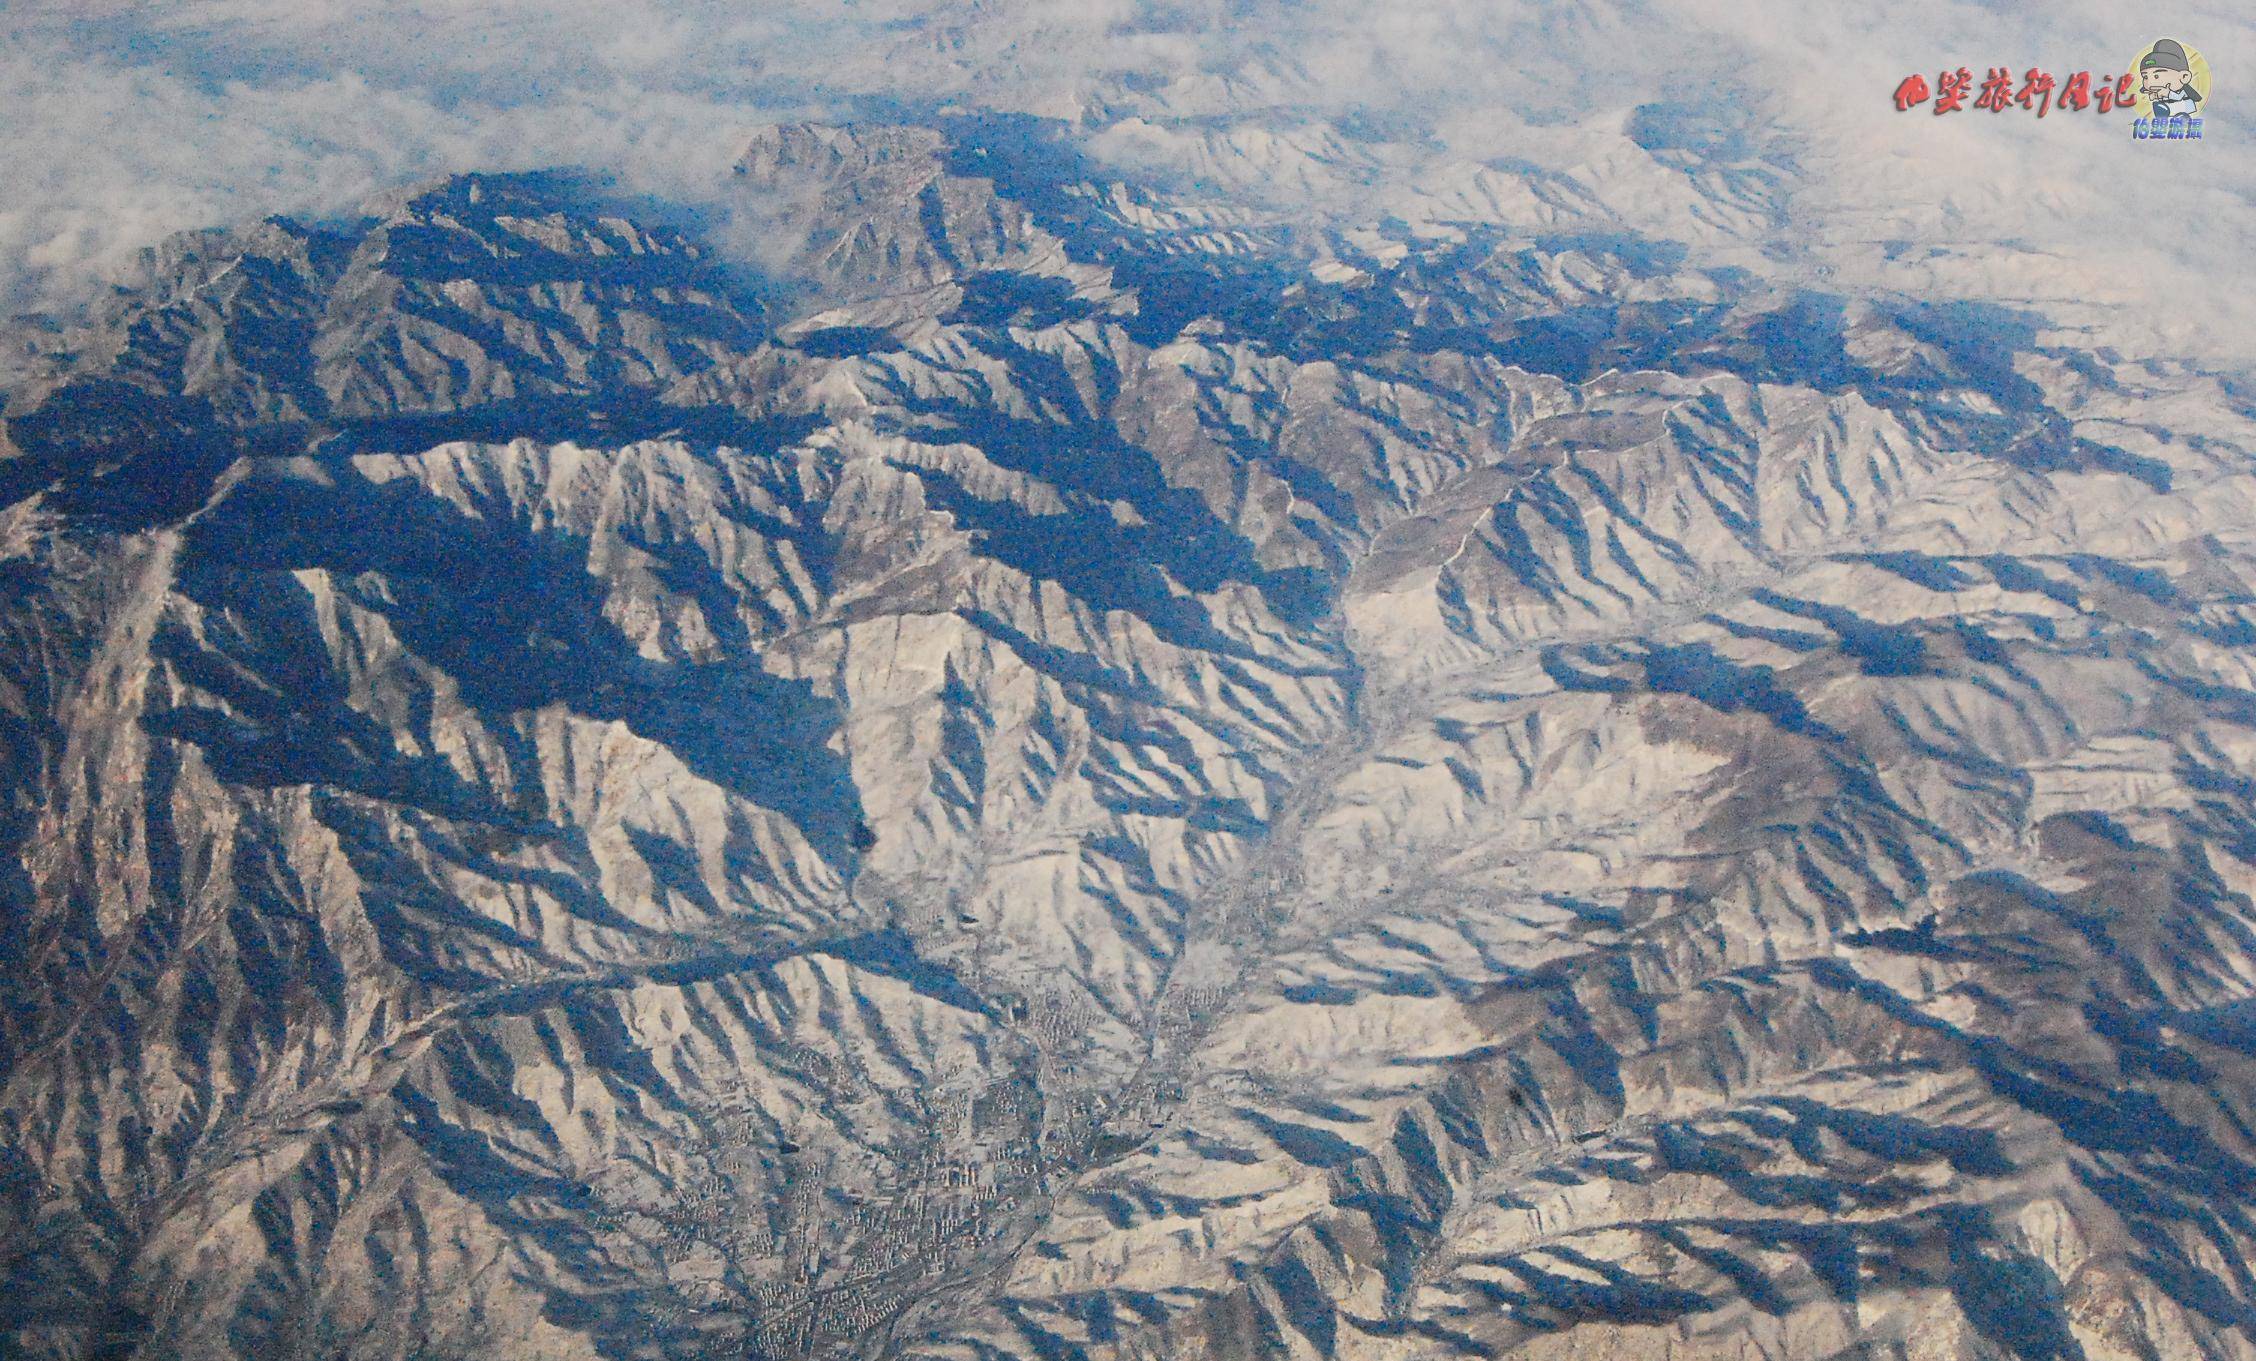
[4,110,2256,1361]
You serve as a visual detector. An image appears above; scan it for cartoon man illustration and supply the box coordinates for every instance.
[2139,39,2204,117]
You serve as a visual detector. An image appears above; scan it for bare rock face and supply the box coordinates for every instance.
[731,123,1038,308]
[5,118,2256,1361]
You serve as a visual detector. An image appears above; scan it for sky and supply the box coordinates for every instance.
[3,0,2251,366]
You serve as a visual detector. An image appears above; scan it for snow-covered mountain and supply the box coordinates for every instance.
[5,109,2256,1361]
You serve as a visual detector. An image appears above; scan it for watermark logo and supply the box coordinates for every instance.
[1891,42,2213,141]
[2130,37,2210,143]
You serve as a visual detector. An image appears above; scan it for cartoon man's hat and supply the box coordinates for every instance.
[2141,39,2192,72]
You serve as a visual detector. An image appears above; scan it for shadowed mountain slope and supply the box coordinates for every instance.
[4,120,2256,1361]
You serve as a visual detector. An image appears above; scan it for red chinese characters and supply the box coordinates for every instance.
[1974,66,2016,111]
[1898,67,2137,115]
[2016,67,2056,116]
[1934,67,1973,114]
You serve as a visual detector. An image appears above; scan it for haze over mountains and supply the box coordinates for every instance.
[4,80,2256,1361]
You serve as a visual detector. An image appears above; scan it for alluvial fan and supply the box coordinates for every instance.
[4,115,2256,1361]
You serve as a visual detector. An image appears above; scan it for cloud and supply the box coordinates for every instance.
[1,0,2250,365]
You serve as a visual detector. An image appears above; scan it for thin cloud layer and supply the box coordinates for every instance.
[2,0,2250,364]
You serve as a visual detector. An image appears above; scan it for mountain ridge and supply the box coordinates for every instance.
[2,117,2256,1361]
